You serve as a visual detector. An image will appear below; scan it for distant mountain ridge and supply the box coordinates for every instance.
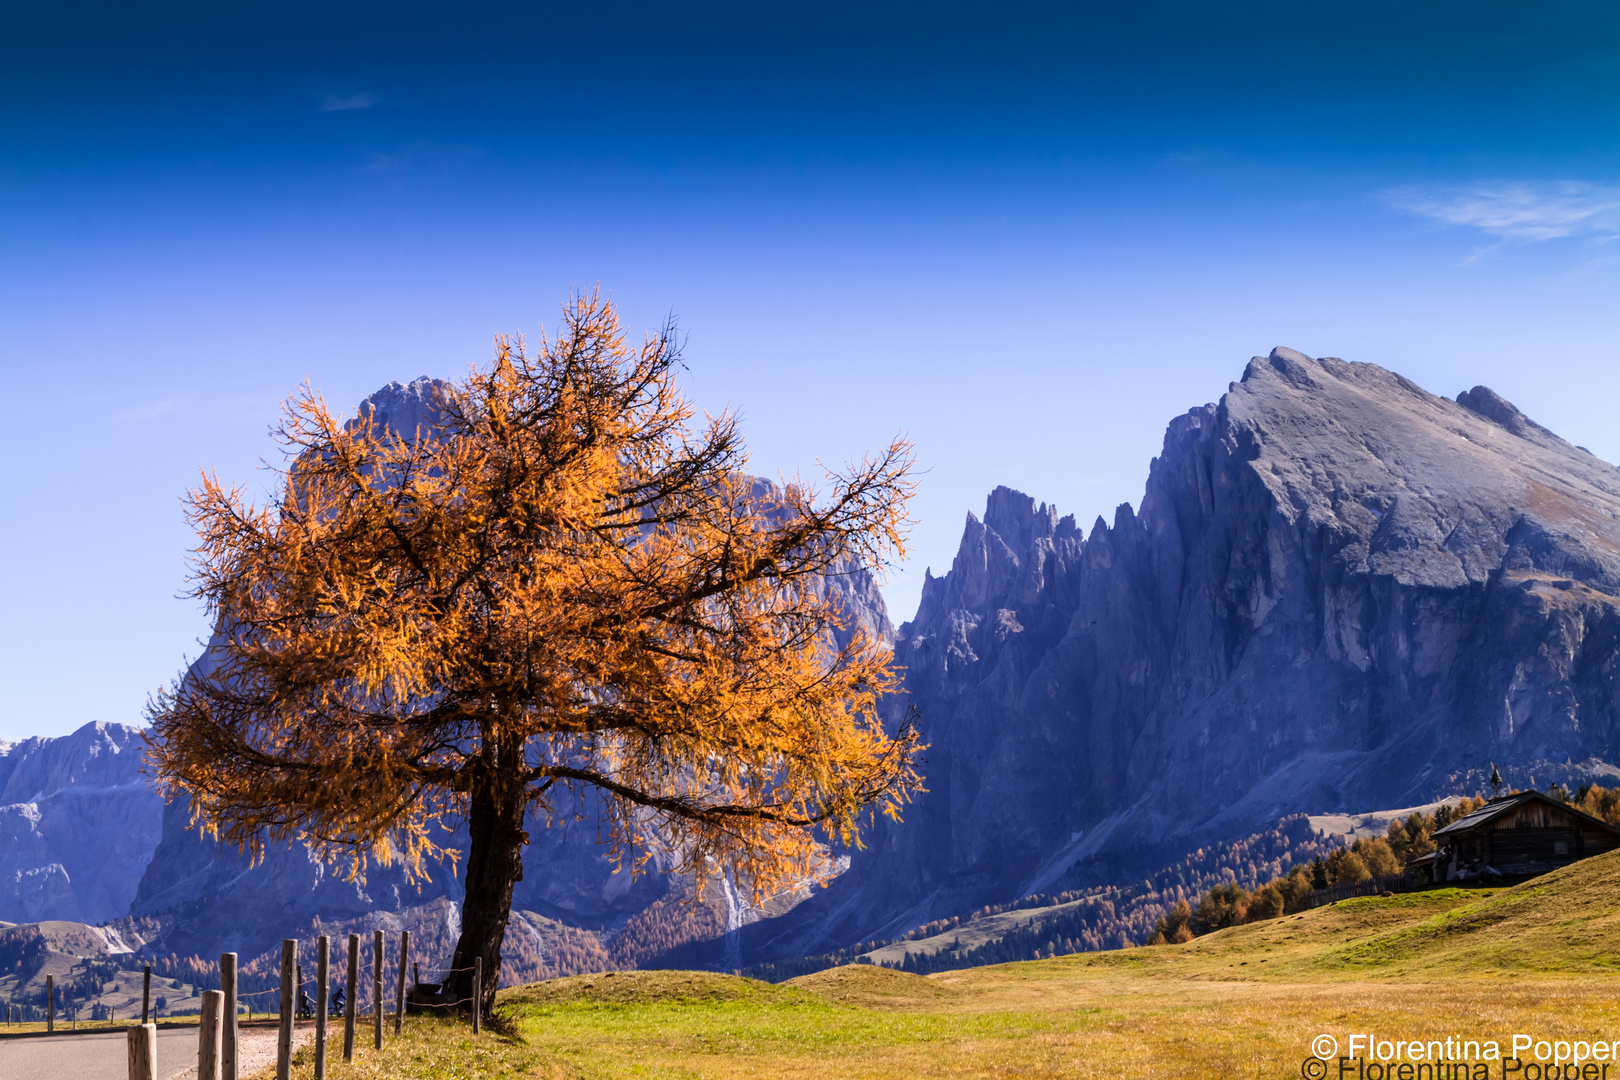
[0,722,160,924]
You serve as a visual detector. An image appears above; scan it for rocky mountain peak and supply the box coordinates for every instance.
[981,486,1061,556]
[350,376,450,438]
[1455,384,1553,442]
[908,487,1081,644]
[1218,348,1620,591]
[750,349,1620,959]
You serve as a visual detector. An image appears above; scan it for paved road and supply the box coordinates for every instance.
[0,1027,198,1080]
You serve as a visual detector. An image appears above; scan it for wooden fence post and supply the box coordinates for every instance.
[46,974,53,1032]
[472,957,481,1034]
[221,953,238,1080]
[315,935,329,1080]
[277,939,295,1080]
[373,929,383,1049]
[343,933,359,1062]
[394,930,409,1034]
[128,1022,157,1080]
[198,989,223,1080]
[142,966,151,1024]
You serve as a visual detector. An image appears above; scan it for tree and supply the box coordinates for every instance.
[1385,812,1435,864]
[1193,881,1247,933]
[1327,849,1371,884]
[148,293,923,1009]
[1146,899,1193,945]
[1242,882,1284,922]
[1353,837,1400,878]
[1310,858,1329,890]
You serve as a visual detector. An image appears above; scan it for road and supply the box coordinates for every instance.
[0,1024,308,1080]
[0,1027,198,1080]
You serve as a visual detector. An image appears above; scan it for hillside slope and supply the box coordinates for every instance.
[1167,847,1620,979]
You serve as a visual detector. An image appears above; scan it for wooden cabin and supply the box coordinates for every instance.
[1421,790,1620,883]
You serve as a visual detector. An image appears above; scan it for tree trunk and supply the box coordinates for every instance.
[447,781,525,1015]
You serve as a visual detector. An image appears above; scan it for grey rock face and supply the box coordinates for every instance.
[747,348,1620,957]
[0,723,163,923]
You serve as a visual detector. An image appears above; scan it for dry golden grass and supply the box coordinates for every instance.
[249,852,1620,1079]
[252,969,1620,1080]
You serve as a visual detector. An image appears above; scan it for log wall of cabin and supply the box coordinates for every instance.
[1439,800,1620,880]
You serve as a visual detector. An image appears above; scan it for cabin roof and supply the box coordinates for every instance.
[1431,789,1620,839]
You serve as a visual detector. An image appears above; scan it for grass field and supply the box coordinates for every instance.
[249,850,1620,1079]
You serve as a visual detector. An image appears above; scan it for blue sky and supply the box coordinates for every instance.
[3,1,1619,740]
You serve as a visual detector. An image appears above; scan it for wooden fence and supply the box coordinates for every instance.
[1304,871,1416,908]
[118,927,489,1080]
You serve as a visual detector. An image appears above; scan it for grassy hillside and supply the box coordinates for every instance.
[0,919,203,1022]
[861,894,1099,967]
[1110,845,1620,979]
[247,851,1620,1079]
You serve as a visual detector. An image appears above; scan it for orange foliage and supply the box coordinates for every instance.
[146,292,923,988]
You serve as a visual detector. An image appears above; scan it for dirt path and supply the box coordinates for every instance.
[164,1024,315,1079]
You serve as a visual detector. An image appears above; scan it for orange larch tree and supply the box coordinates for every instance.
[147,293,922,1008]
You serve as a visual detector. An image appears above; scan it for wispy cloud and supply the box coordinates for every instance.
[117,396,181,421]
[1390,181,1620,242]
[319,91,379,113]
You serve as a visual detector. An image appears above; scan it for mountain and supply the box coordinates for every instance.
[738,347,1620,961]
[0,722,162,924]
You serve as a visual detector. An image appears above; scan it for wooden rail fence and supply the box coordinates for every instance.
[101,927,490,1080]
